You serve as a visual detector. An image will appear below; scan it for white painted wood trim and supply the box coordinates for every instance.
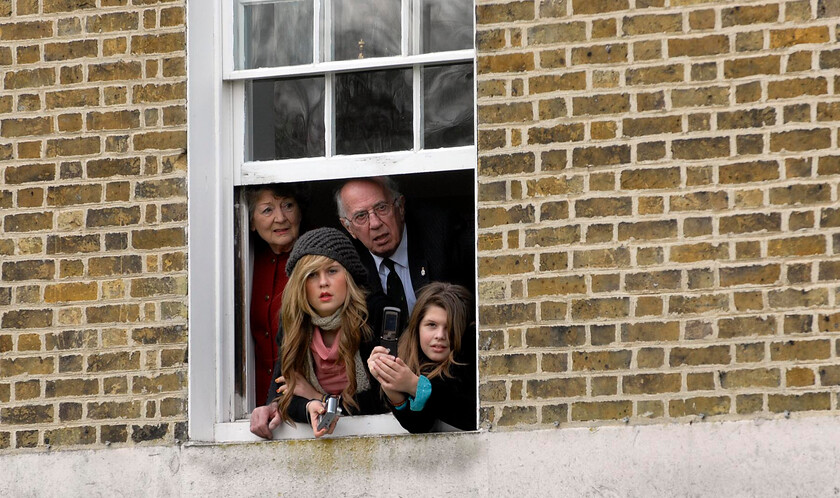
[232,81,245,177]
[218,165,237,425]
[325,72,335,157]
[470,49,480,433]
[224,0,236,74]
[223,49,475,80]
[238,146,476,185]
[189,0,478,443]
[401,0,410,56]
[413,65,422,151]
[313,0,322,64]
[241,190,256,415]
[187,0,225,442]
[236,0,289,5]
[324,0,334,63]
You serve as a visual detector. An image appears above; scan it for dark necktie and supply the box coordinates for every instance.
[383,258,408,319]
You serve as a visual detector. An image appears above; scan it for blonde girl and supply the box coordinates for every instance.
[249,228,386,439]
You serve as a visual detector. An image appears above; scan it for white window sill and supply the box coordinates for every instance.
[214,414,410,442]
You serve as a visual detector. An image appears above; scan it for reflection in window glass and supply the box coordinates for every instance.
[249,76,325,161]
[421,0,473,54]
[332,0,400,61]
[335,69,412,155]
[238,0,314,70]
[424,64,474,150]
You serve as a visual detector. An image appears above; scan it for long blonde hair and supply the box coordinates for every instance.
[277,254,370,420]
[397,282,471,381]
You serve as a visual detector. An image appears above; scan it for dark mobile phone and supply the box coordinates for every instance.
[380,306,400,357]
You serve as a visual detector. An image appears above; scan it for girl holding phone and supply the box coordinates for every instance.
[367,282,475,433]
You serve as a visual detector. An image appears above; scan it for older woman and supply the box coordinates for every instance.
[246,184,306,405]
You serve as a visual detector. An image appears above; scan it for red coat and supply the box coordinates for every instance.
[250,241,289,405]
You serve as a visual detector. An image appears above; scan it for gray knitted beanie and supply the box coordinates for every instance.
[286,227,367,284]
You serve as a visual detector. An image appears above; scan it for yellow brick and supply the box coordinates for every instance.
[44,282,98,303]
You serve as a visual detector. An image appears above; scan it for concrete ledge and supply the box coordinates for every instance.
[3,416,840,496]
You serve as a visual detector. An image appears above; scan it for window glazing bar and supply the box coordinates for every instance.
[313,0,322,63]
[224,49,474,80]
[325,72,335,157]
[401,0,410,56]
[413,65,422,151]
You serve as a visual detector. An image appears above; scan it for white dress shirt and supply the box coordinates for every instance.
[372,225,417,314]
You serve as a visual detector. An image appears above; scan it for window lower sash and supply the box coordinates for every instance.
[238,145,476,185]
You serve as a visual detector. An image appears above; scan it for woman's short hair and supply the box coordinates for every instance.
[244,183,308,220]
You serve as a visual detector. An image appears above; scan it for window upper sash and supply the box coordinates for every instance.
[225,0,475,78]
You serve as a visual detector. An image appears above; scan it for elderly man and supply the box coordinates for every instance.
[335,176,474,324]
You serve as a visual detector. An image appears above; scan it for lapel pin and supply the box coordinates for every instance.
[421,267,426,276]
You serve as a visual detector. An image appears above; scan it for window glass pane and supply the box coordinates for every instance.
[332,0,401,61]
[236,0,314,70]
[423,63,474,150]
[421,0,473,53]
[249,76,325,161]
[335,69,413,155]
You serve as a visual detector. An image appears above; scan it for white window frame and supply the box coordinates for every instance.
[188,0,477,442]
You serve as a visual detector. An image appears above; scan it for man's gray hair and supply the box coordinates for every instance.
[335,176,402,219]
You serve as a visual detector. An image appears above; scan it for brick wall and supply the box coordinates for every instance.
[0,0,187,449]
[3,0,839,453]
[476,0,840,428]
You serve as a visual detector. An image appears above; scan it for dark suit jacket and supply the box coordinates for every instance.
[352,200,475,305]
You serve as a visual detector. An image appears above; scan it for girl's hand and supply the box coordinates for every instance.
[372,355,419,398]
[275,373,321,400]
[367,346,392,365]
[366,346,394,384]
[306,400,338,438]
[275,376,288,396]
[367,350,407,406]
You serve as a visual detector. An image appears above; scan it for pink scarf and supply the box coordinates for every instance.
[310,327,349,395]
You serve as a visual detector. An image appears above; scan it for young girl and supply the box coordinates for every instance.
[266,227,386,438]
[368,282,475,433]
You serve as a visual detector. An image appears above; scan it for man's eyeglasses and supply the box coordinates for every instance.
[346,199,399,227]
